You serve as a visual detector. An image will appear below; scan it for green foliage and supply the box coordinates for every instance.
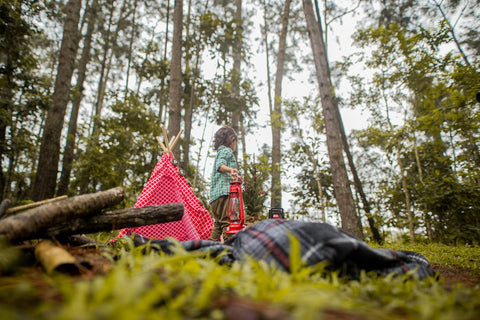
[0,240,23,275]
[348,22,480,243]
[212,68,259,126]
[72,90,162,206]
[283,97,335,218]
[241,153,269,217]
[0,240,479,319]
[0,0,51,201]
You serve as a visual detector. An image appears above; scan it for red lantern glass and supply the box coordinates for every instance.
[226,180,246,234]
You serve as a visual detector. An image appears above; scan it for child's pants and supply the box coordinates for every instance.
[210,195,232,242]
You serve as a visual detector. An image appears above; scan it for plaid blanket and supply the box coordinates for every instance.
[130,219,435,279]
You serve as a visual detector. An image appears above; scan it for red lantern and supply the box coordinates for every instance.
[225,180,246,234]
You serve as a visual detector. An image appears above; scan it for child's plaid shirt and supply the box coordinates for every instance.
[210,145,237,203]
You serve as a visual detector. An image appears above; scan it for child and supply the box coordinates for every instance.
[210,125,240,242]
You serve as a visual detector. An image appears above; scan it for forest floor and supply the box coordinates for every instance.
[431,263,480,288]
[1,242,479,320]
[8,243,480,289]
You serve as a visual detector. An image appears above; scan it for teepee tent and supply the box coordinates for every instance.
[117,128,213,241]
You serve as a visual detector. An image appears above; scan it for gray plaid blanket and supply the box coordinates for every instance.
[131,219,435,280]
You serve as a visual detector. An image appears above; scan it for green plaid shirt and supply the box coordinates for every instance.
[210,145,238,203]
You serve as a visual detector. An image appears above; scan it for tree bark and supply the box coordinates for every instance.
[168,0,183,159]
[231,0,243,143]
[397,148,414,242]
[303,0,363,239]
[124,0,138,96]
[182,0,194,171]
[93,0,127,136]
[0,187,125,242]
[40,204,184,238]
[35,240,78,274]
[334,105,382,243]
[271,0,292,209]
[261,0,273,116]
[31,0,82,201]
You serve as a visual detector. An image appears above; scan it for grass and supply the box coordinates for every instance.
[0,237,479,320]
[370,240,480,276]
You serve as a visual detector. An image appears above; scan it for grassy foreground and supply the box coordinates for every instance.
[0,237,479,320]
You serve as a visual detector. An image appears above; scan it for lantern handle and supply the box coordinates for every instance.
[232,175,243,183]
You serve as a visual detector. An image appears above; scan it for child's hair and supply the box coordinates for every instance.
[213,125,237,150]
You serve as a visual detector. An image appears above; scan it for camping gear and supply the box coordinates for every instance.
[268,208,284,219]
[133,219,436,280]
[225,179,246,235]
[117,129,213,241]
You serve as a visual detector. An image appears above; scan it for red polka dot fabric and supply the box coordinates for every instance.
[117,152,213,241]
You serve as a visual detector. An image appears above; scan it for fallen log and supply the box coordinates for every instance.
[0,199,11,219]
[41,204,184,239]
[0,187,125,242]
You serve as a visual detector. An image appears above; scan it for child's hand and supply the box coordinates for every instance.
[231,169,239,181]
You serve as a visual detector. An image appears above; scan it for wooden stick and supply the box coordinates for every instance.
[170,129,184,151]
[156,136,168,153]
[162,126,170,152]
[5,195,68,215]
[169,135,176,149]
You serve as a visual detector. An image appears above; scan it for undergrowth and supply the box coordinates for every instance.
[0,238,479,320]
[369,240,480,276]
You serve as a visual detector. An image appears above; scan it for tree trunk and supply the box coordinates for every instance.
[271,0,291,209]
[79,0,128,193]
[58,0,98,196]
[231,0,243,140]
[413,132,432,241]
[335,105,382,243]
[31,0,82,201]
[124,0,138,96]
[40,204,184,238]
[303,0,363,239]
[168,0,183,159]
[397,149,415,242]
[312,0,375,240]
[312,158,326,222]
[0,59,15,199]
[261,0,273,117]
[182,0,194,171]
[92,0,127,136]
[0,187,125,242]
[240,117,247,159]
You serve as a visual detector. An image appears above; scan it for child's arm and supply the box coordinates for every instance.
[218,165,239,179]
[218,165,243,182]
